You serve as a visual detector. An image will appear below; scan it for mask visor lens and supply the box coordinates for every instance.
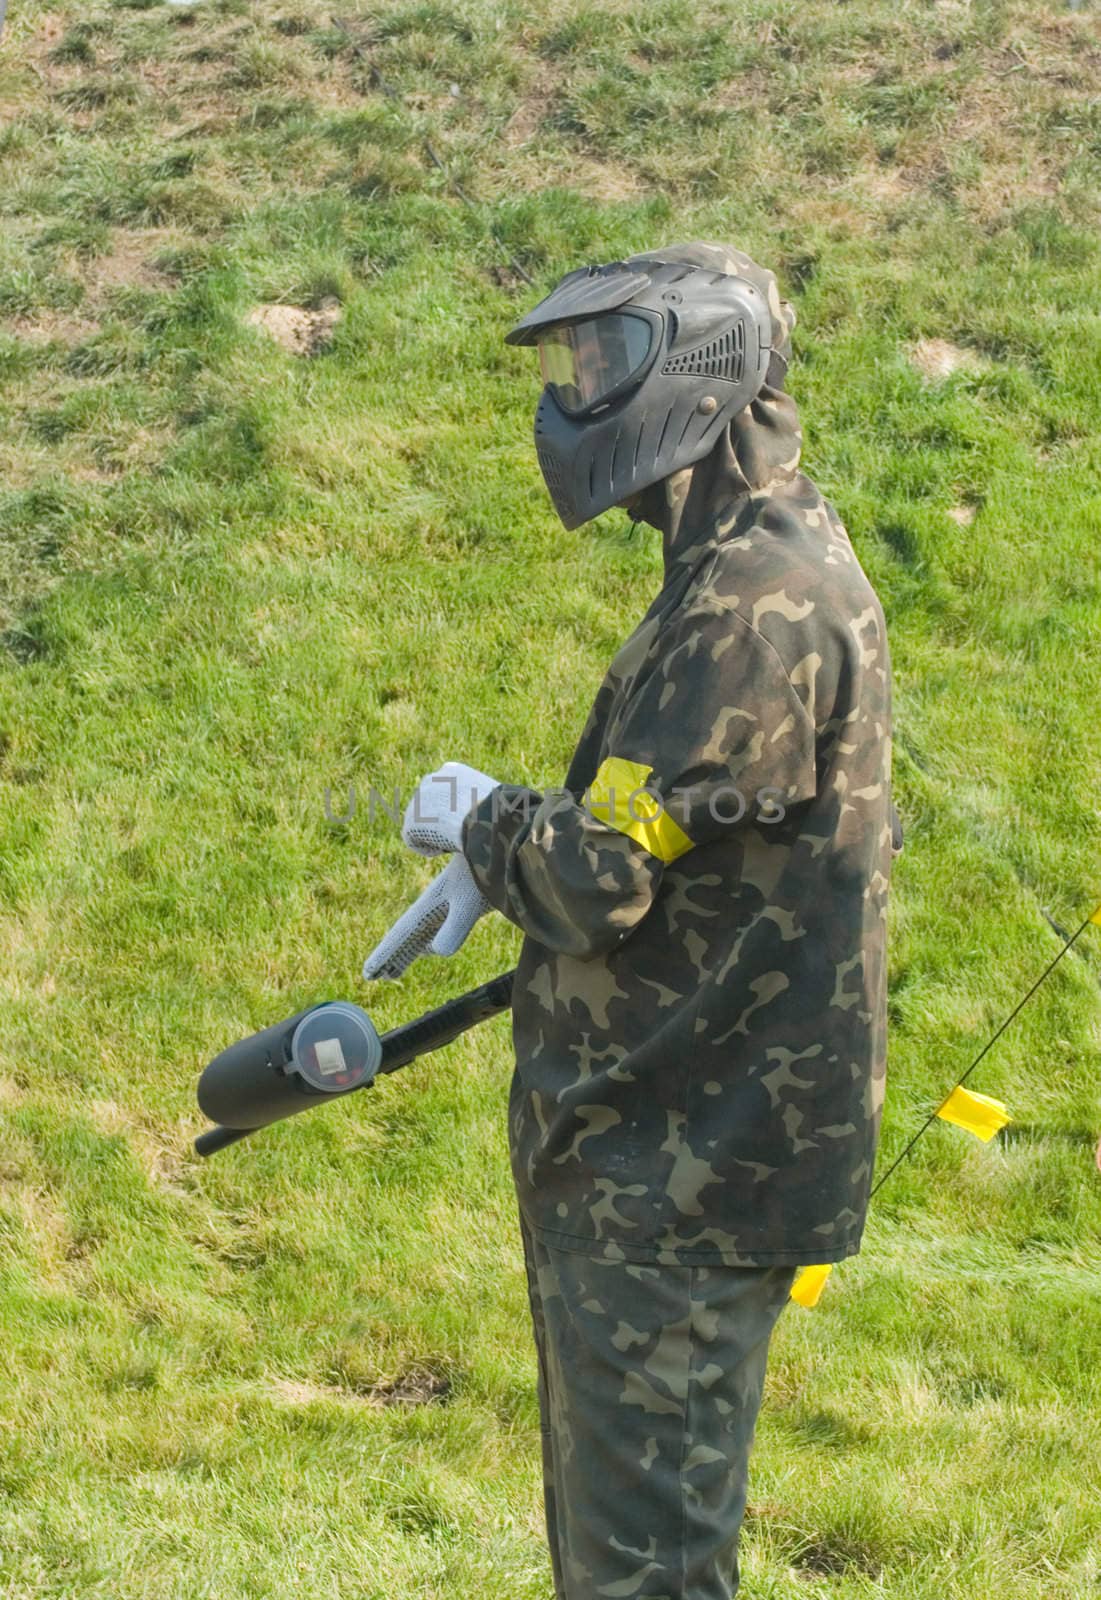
[537,313,653,413]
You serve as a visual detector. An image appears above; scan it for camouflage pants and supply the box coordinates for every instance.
[521,1218,795,1599]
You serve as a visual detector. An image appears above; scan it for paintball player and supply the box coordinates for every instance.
[364,242,894,1599]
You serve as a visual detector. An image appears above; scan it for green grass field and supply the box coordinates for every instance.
[2,1,1101,1594]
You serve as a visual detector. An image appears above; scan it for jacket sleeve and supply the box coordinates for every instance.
[462,602,817,960]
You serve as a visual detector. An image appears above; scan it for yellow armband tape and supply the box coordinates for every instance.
[587,757,694,864]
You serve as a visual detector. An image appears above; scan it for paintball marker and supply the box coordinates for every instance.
[194,970,515,1157]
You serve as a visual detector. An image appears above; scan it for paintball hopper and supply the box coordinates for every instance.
[195,973,514,1156]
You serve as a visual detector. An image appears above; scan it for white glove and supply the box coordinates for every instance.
[362,855,490,981]
[402,761,500,856]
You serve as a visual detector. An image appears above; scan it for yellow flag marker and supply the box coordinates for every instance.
[1091,904,1101,926]
[936,1086,1011,1142]
[790,1264,833,1308]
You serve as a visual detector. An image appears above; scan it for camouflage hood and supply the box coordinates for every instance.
[625,242,803,573]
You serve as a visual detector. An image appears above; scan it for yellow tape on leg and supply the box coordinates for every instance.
[790,1264,833,1308]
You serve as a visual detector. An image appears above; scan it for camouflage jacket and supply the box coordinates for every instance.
[463,244,893,1267]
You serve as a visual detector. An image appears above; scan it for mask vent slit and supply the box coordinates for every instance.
[662,320,747,384]
[655,405,675,463]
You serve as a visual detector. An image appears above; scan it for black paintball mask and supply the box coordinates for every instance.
[506,257,775,530]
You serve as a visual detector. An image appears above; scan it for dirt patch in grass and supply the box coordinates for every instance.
[323,1341,456,1404]
[502,59,557,151]
[82,228,181,295]
[860,168,910,202]
[6,312,101,347]
[369,1365,452,1406]
[25,10,66,60]
[908,339,983,381]
[791,1531,884,1579]
[743,1499,886,1583]
[1,232,179,347]
[573,158,643,202]
[273,1363,451,1408]
[246,300,342,355]
[270,1377,363,1406]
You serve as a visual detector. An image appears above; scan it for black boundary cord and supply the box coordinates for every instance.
[869,907,1100,1198]
[329,17,535,287]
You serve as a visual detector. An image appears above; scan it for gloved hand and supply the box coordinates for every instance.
[362,855,490,981]
[402,761,500,856]
[362,761,501,980]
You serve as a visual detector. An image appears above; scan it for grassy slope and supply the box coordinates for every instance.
[1,1,1100,1595]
